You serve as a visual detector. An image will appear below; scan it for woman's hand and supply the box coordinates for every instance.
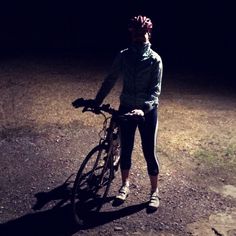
[130,109,144,116]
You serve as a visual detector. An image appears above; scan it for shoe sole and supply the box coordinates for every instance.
[115,193,129,201]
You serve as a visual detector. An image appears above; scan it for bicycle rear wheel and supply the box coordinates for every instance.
[71,145,113,224]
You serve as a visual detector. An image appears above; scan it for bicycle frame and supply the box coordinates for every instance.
[96,114,120,185]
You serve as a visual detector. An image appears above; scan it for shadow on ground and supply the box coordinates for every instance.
[0,180,147,236]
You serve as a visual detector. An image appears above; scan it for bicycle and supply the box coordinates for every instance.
[71,98,125,224]
[71,98,145,224]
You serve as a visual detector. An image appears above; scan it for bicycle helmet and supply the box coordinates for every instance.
[128,15,153,33]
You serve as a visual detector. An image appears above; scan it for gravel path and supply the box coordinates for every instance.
[0,56,236,235]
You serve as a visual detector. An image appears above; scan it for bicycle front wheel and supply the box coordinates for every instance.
[71,145,113,224]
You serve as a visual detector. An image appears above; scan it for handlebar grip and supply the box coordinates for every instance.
[72,98,85,108]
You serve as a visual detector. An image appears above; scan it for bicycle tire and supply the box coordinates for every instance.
[112,134,121,172]
[71,145,114,224]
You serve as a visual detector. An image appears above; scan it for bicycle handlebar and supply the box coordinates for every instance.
[72,98,117,115]
[72,98,145,122]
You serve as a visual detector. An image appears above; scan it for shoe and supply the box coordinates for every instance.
[115,185,130,201]
[148,191,160,211]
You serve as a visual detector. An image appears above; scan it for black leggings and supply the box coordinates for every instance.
[119,106,160,176]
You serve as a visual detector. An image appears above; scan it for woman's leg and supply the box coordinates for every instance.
[115,107,137,201]
[119,119,137,186]
[138,107,159,192]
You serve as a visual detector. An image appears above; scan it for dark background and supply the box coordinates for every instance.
[0,0,235,80]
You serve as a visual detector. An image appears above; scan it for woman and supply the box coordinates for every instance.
[94,15,163,210]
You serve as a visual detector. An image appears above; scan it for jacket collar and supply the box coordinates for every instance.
[129,42,151,58]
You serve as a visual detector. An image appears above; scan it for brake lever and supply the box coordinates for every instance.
[82,106,101,114]
[82,107,89,113]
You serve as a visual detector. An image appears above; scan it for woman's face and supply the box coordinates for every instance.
[131,31,150,43]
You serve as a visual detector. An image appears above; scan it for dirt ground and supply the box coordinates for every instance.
[0,54,236,236]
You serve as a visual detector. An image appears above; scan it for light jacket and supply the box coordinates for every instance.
[95,42,163,113]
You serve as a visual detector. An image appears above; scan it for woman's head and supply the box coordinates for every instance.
[128,15,153,42]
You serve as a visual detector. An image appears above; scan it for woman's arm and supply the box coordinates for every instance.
[143,58,163,113]
[94,52,122,105]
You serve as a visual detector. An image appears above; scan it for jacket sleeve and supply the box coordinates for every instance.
[95,52,122,105]
[143,57,163,113]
